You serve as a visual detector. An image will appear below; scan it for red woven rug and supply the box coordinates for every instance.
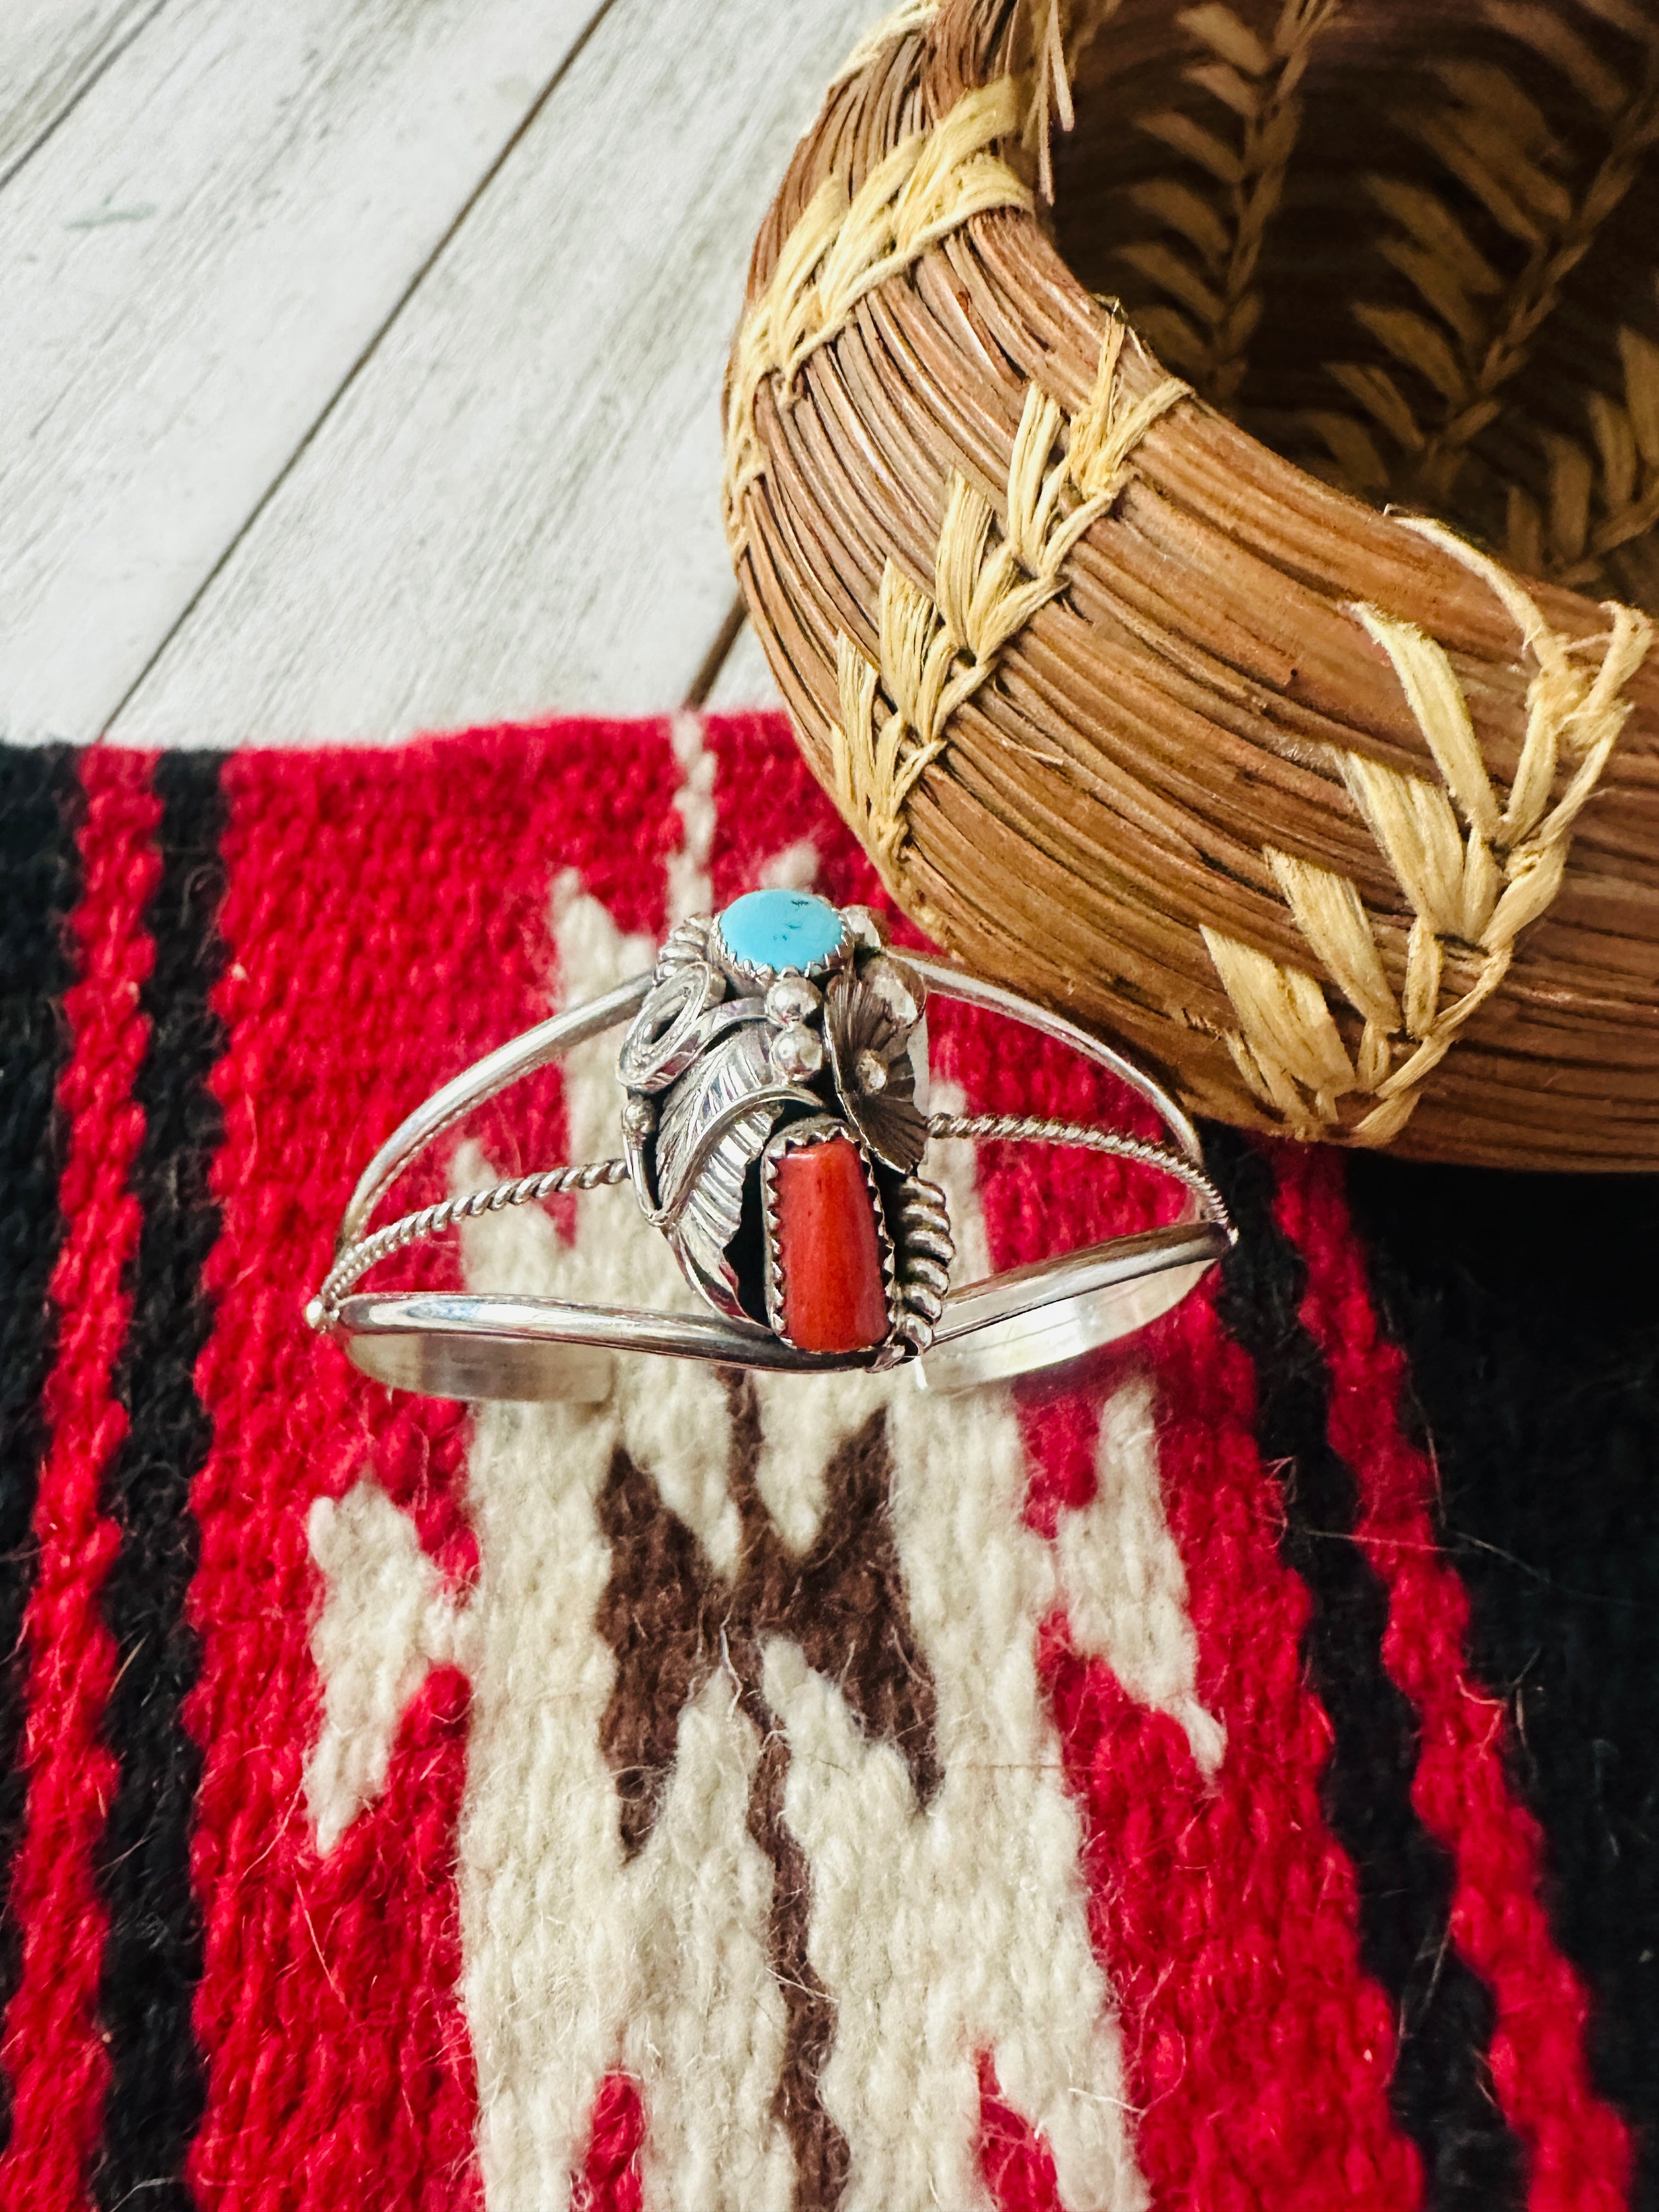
[0,713,1654,2212]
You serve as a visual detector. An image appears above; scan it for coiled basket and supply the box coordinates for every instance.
[723,0,1659,1169]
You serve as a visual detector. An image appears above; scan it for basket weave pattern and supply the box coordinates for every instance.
[724,0,1659,1169]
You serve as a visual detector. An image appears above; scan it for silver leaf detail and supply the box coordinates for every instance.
[654,1021,778,1313]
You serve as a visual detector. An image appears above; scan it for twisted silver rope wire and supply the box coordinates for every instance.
[313,1114,1229,1328]
[925,1113,1234,1241]
[313,1157,629,1321]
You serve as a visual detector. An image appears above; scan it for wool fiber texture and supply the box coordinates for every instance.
[0,713,1651,2212]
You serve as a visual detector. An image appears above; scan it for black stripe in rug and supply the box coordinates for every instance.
[0,746,83,2154]
[1348,1150,1659,2211]
[1204,1125,1524,2211]
[94,753,228,2212]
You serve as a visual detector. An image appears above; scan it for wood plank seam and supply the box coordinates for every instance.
[93,0,627,739]
[0,0,171,195]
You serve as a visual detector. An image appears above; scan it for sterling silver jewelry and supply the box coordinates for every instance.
[308,890,1234,1401]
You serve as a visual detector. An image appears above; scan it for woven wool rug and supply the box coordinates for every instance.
[0,712,1655,2212]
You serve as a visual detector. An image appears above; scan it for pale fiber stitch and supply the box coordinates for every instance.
[1024,0,1079,202]
[828,0,940,89]
[1398,8,1659,507]
[723,76,1031,548]
[1204,514,1654,1144]
[1312,1,1659,515]
[831,327,1188,890]
[833,1,1076,203]
[1117,0,1343,404]
[1506,293,1659,590]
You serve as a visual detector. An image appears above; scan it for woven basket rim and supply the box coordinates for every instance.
[724,0,1659,1170]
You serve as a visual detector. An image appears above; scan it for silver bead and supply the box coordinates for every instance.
[854,1048,888,1093]
[621,1094,656,1138]
[770,1022,825,1081]
[861,953,923,1030]
[841,904,889,952]
[766,974,820,1024]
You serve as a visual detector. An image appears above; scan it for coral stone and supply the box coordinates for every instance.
[773,1136,890,1353]
[718,888,844,973]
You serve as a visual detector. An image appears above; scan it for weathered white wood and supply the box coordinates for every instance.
[110,0,877,746]
[707,618,787,713]
[0,0,603,743]
[0,0,160,184]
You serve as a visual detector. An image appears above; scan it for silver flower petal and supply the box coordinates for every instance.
[824,968,929,1173]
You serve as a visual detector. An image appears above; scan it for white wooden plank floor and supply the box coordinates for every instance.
[0,0,837,744]
[0,0,162,184]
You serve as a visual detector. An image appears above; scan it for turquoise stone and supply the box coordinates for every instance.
[717,888,844,972]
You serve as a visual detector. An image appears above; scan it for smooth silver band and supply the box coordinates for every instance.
[318,956,1229,1400]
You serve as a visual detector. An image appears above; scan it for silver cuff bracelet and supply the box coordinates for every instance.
[307,890,1233,1401]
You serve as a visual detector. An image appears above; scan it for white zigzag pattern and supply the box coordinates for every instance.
[304,717,1221,2211]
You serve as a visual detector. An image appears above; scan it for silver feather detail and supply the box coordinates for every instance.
[654,1020,778,1314]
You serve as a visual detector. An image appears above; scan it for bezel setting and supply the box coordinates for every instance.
[616,895,950,1361]
[759,1114,901,1358]
[713,887,854,988]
